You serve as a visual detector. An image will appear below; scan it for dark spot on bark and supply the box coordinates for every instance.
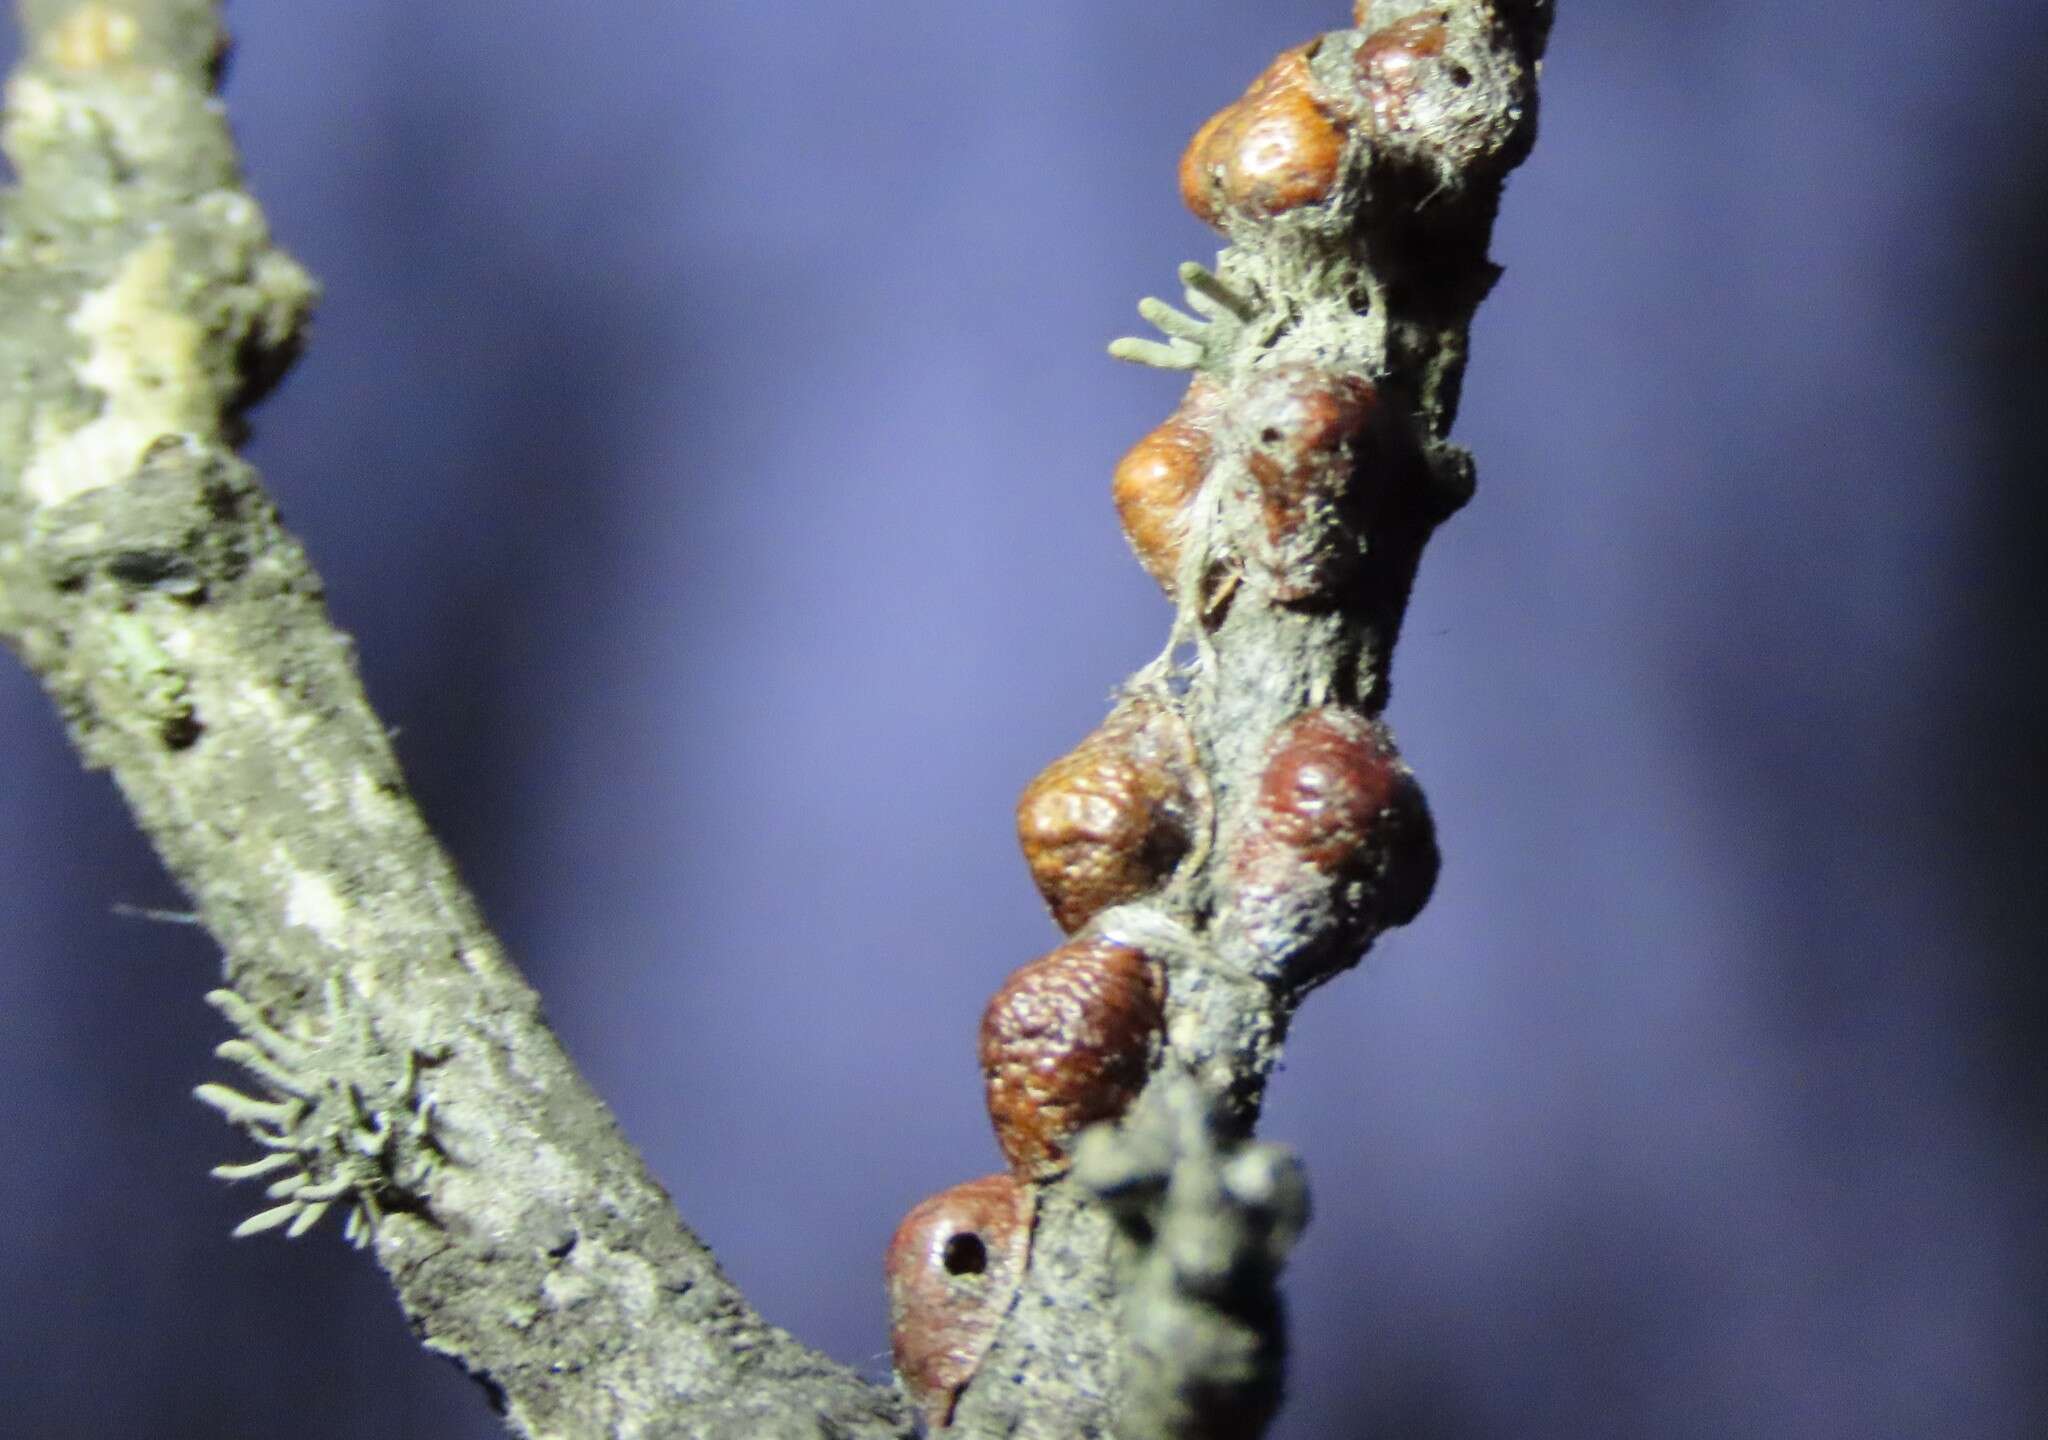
[106,548,192,589]
[161,712,203,750]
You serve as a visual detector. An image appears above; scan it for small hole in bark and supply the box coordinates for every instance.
[161,713,203,750]
[107,549,191,589]
[1200,558,1239,629]
[943,1232,988,1276]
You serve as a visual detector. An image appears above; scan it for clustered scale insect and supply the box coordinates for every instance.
[882,6,1484,1430]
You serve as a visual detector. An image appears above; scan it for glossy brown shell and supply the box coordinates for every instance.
[980,938,1166,1178]
[1226,708,1439,976]
[1233,362,1378,599]
[1112,376,1222,591]
[1349,10,1452,137]
[1179,45,1349,228]
[1015,697,1198,933]
[884,1173,1034,1430]
[1255,707,1409,870]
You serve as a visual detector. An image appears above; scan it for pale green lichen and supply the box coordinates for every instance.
[102,606,196,741]
[1109,259,1265,371]
[39,2,142,71]
[14,224,313,508]
[198,981,449,1247]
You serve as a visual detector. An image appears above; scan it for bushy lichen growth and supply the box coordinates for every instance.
[198,981,450,1246]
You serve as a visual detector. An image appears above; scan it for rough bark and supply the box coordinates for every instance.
[0,4,1549,1439]
[0,4,910,1435]
[951,4,1552,1436]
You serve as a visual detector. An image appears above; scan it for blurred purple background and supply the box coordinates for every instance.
[3,3,2045,1436]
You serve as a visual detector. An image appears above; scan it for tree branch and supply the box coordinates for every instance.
[0,4,911,1435]
[0,3,1548,1437]
[932,4,1552,1436]
[1076,1080,1310,1440]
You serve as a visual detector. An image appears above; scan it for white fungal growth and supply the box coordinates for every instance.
[196,980,448,1246]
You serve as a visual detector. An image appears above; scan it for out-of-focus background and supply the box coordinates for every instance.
[3,4,2044,1436]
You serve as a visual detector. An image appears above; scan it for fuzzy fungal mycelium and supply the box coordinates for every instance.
[887,4,1546,1431]
[197,982,447,1246]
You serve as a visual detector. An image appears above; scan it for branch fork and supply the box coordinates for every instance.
[0,4,1549,1437]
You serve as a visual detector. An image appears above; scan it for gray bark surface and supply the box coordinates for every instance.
[0,4,1549,1438]
[0,4,911,1435]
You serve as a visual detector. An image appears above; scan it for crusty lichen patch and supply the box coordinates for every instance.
[284,865,350,946]
[20,233,208,507]
[2,70,64,138]
[44,3,141,72]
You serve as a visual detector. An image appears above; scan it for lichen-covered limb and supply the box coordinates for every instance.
[1076,1082,1309,1440]
[952,4,1552,1437]
[0,4,913,1436]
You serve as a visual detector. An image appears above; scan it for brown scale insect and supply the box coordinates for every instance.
[1015,696,1199,934]
[1231,361,1379,601]
[1112,375,1223,593]
[1348,10,1453,138]
[981,938,1165,1179]
[884,1172,1034,1431]
[1225,707,1438,979]
[1179,44,1350,229]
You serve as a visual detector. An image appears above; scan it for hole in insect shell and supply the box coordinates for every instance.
[943,1231,989,1276]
